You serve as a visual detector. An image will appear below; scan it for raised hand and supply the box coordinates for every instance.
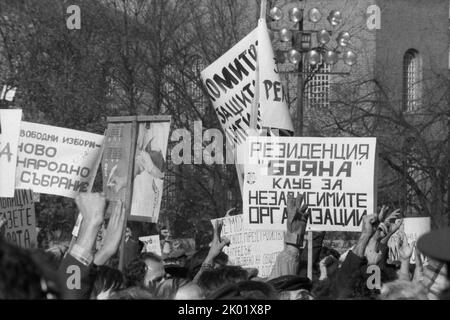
[380,217,403,245]
[384,208,402,224]
[413,242,424,281]
[398,231,413,261]
[286,193,309,233]
[75,193,106,228]
[365,234,384,265]
[319,255,339,280]
[207,220,230,260]
[284,193,310,248]
[94,201,126,265]
[354,214,378,258]
[361,213,378,238]
[378,205,389,222]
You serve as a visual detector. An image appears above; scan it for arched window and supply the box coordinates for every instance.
[403,49,422,112]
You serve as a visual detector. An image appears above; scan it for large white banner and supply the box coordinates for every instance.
[201,21,293,163]
[0,109,22,197]
[15,122,104,198]
[243,136,377,232]
[211,214,284,278]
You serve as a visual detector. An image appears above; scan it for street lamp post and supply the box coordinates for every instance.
[268,2,357,280]
[296,10,305,136]
[269,4,356,136]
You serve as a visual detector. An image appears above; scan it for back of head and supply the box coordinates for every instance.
[123,257,146,287]
[198,265,249,297]
[108,286,155,300]
[209,280,278,300]
[319,247,341,261]
[186,247,228,280]
[165,265,189,279]
[154,277,190,299]
[267,275,312,293]
[44,245,68,268]
[91,266,125,299]
[268,275,314,300]
[0,239,60,299]
[124,252,162,287]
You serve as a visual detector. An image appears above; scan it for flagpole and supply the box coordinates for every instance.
[243,0,267,199]
[249,0,266,131]
[260,0,267,20]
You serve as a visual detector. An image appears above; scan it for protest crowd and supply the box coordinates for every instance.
[1,192,449,300]
[1,0,450,303]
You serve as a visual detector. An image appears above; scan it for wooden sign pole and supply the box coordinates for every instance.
[118,119,138,271]
[307,231,313,280]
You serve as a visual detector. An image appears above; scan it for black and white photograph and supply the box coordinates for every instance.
[0,0,449,309]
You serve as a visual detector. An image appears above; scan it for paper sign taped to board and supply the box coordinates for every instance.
[243,136,377,232]
[0,109,22,197]
[211,214,284,278]
[0,189,37,249]
[139,235,162,256]
[15,122,104,198]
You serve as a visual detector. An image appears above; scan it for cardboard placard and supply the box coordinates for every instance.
[15,122,104,198]
[0,189,36,248]
[0,109,22,197]
[139,235,162,256]
[243,136,377,232]
[211,214,284,278]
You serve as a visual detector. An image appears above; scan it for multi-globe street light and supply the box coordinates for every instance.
[268,4,357,135]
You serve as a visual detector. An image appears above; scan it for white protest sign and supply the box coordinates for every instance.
[15,122,104,198]
[0,109,22,197]
[243,136,377,232]
[139,235,162,256]
[0,189,37,248]
[201,23,293,164]
[211,214,284,278]
[388,217,431,264]
[405,217,431,264]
